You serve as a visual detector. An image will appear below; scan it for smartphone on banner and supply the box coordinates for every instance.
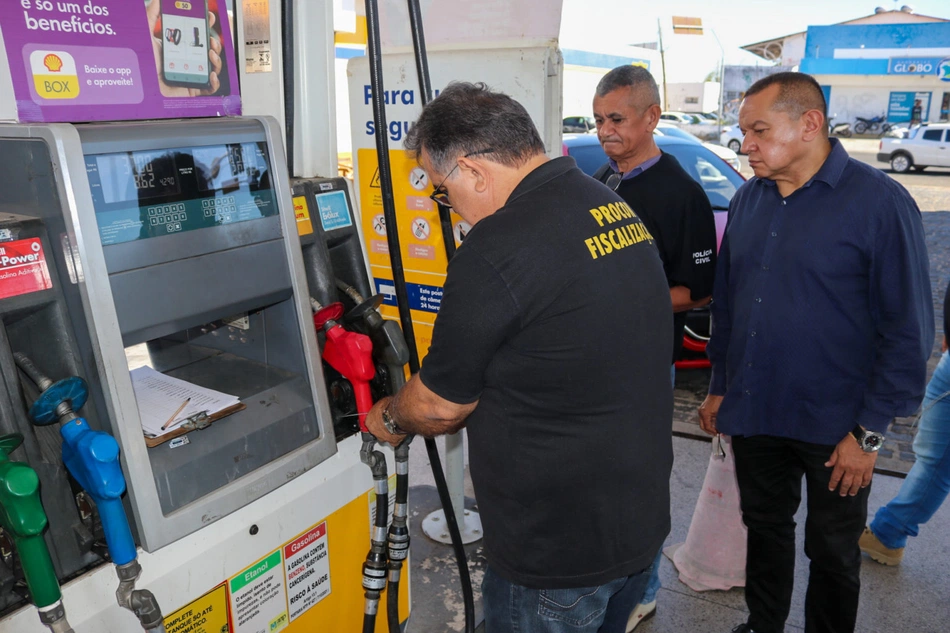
[161,0,211,89]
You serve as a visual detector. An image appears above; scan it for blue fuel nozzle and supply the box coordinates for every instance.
[59,418,137,566]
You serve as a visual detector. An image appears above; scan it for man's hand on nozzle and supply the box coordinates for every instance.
[366,397,407,448]
[698,394,724,436]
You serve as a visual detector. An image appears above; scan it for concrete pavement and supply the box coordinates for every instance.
[405,434,950,632]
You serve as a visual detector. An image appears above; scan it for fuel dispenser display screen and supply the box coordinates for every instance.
[84,142,278,246]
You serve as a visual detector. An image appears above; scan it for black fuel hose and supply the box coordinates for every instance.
[386,440,411,633]
[405,1,475,631]
[361,443,390,633]
[281,0,294,176]
[406,0,456,264]
[364,1,476,631]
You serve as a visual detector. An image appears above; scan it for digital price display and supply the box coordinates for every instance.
[96,151,182,204]
[85,143,278,246]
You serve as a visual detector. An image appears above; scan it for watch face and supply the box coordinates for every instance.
[864,433,884,451]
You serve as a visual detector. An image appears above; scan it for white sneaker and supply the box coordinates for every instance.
[625,600,657,632]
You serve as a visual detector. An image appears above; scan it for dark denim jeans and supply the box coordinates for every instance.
[482,564,653,633]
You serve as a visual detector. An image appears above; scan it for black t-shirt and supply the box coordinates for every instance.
[595,154,717,362]
[419,157,673,589]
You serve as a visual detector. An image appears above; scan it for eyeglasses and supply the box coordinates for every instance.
[605,172,624,191]
[429,148,495,209]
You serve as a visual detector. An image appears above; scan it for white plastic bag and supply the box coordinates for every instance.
[664,434,747,592]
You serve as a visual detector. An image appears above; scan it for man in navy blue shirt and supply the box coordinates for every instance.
[699,72,933,633]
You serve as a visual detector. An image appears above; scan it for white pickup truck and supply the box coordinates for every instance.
[877,122,950,173]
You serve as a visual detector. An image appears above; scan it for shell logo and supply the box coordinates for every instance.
[43,54,63,73]
[29,50,79,100]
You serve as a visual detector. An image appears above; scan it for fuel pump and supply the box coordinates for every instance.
[0,434,75,633]
[12,354,165,633]
[309,299,393,631]
[333,280,411,633]
[360,0,477,629]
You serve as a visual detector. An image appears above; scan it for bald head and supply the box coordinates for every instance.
[744,72,826,121]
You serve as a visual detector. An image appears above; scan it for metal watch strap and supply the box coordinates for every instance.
[382,400,408,436]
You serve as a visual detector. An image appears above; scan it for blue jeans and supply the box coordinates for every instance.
[482,565,653,633]
[870,351,950,549]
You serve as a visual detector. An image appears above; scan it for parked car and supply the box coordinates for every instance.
[661,111,720,142]
[562,133,747,367]
[563,116,596,134]
[655,122,741,171]
[719,125,744,153]
[660,111,700,125]
[877,122,950,173]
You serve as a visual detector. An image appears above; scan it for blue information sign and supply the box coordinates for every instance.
[887,91,932,123]
[888,57,943,75]
[315,190,353,231]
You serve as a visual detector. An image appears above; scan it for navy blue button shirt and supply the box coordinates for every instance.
[707,139,934,444]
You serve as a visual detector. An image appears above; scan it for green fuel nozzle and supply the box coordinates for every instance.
[0,433,58,608]
[0,433,75,632]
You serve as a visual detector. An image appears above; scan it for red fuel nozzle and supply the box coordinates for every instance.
[315,303,376,431]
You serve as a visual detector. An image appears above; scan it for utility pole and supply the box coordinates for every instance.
[657,18,668,111]
[710,28,725,143]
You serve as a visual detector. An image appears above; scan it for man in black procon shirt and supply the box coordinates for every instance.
[365,83,673,633]
[592,65,718,631]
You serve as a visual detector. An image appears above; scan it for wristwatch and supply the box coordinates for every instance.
[851,424,885,453]
[381,400,408,436]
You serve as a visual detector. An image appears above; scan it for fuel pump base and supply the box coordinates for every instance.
[422,508,483,545]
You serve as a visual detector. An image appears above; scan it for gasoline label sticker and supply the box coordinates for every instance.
[293,194,313,237]
[284,522,331,621]
[0,238,53,300]
[228,549,288,632]
[163,583,229,633]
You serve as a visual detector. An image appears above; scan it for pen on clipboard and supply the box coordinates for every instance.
[161,397,191,431]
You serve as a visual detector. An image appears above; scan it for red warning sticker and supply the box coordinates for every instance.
[0,238,53,300]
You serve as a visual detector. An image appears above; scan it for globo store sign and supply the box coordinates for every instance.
[888,57,942,75]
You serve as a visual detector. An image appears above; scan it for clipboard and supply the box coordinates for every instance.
[144,402,246,448]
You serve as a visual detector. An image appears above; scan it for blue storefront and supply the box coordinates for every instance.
[800,23,950,124]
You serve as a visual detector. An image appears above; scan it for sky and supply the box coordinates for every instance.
[559,0,950,83]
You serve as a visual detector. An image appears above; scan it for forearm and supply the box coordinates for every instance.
[387,375,476,437]
[670,286,710,313]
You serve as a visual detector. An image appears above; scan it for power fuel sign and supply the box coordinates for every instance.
[0,238,53,300]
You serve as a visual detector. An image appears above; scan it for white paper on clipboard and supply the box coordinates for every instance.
[130,366,241,438]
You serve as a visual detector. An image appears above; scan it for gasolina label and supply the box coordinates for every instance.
[228,549,288,632]
[0,238,52,300]
[283,522,331,621]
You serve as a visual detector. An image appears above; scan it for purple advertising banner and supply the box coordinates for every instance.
[1,0,241,122]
